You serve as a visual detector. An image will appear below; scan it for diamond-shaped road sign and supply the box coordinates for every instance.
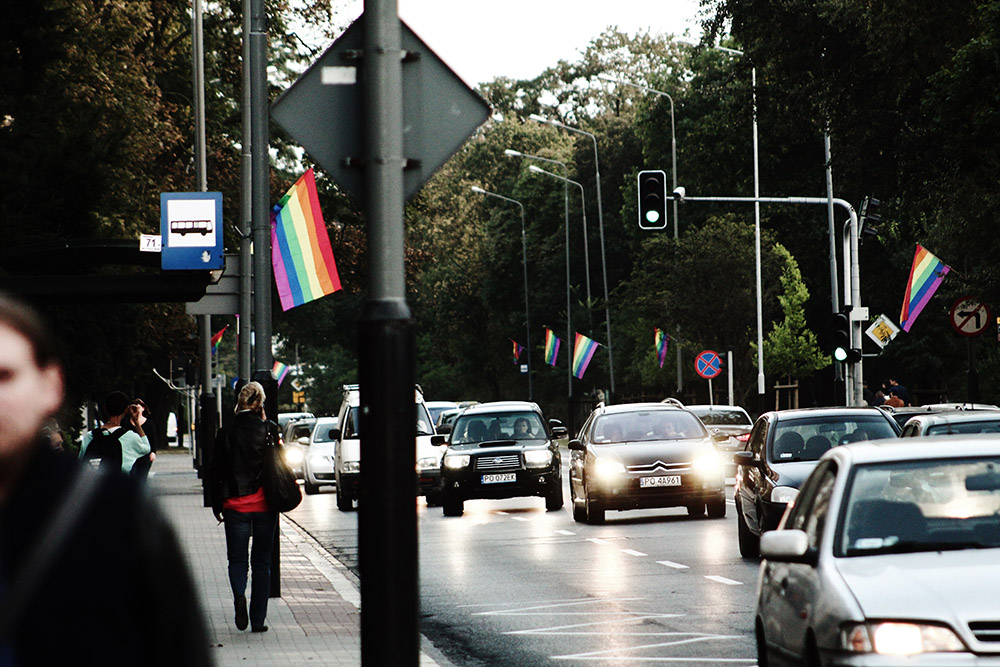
[271,15,491,205]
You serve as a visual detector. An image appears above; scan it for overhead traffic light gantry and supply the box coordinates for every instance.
[637,170,668,230]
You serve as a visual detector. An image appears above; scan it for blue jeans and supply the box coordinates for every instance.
[223,509,278,628]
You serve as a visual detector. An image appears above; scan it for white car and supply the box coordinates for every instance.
[755,436,1000,665]
[302,416,338,495]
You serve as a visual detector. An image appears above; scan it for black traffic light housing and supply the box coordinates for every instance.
[831,311,861,363]
[860,195,882,240]
[637,170,668,230]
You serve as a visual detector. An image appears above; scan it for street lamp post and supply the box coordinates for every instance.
[471,186,533,400]
[529,114,615,399]
[505,150,575,431]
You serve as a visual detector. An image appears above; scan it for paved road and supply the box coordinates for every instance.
[285,463,761,666]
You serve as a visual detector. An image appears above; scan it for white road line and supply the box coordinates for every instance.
[471,597,645,615]
[704,575,744,586]
[552,634,745,660]
[621,549,647,557]
[510,516,529,522]
[554,529,575,536]
[504,614,686,635]
[586,537,610,545]
[656,560,690,569]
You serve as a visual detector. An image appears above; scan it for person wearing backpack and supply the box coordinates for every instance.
[79,391,152,475]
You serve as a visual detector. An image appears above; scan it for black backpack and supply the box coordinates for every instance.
[82,427,125,474]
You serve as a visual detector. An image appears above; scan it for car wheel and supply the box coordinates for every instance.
[304,479,320,495]
[687,500,706,517]
[585,490,605,524]
[336,483,353,512]
[737,500,760,558]
[425,491,442,507]
[545,482,564,511]
[707,495,727,518]
[442,493,463,517]
[573,500,587,523]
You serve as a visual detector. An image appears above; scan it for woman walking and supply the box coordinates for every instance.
[209,381,278,633]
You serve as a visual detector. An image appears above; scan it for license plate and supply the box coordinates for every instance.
[481,473,517,484]
[640,475,681,488]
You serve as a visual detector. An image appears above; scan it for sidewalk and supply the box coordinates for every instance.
[149,450,444,667]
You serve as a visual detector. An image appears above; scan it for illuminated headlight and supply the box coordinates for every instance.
[443,454,471,469]
[284,447,304,465]
[692,451,723,477]
[307,454,328,467]
[841,622,965,655]
[524,449,553,468]
[341,460,360,473]
[593,457,626,479]
[416,456,439,472]
[771,486,799,504]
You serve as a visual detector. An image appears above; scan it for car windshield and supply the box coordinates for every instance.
[451,412,546,444]
[926,420,1000,435]
[689,408,751,427]
[838,458,1000,557]
[346,403,435,438]
[591,410,708,444]
[770,415,897,462]
[311,421,339,443]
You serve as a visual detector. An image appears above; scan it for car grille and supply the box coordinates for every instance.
[474,454,521,472]
[627,460,689,475]
[970,621,1000,643]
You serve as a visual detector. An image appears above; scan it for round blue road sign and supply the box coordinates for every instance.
[695,350,721,379]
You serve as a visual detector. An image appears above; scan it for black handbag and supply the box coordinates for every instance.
[263,423,302,512]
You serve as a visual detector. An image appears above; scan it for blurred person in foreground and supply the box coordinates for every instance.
[0,294,212,666]
[208,381,278,633]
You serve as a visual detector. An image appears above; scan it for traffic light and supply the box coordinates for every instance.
[831,311,861,363]
[860,195,882,240]
[637,170,668,230]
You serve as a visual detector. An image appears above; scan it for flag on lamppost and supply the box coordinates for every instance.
[899,244,950,332]
[271,361,291,386]
[511,339,525,365]
[543,328,561,366]
[654,327,670,368]
[211,324,228,356]
[571,332,600,379]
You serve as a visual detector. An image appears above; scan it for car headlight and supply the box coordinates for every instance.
[416,456,439,471]
[523,449,553,468]
[771,486,799,504]
[284,448,304,465]
[443,454,471,469]
[341,460,360,473]
[593,456,626,479]
[692,450,723,477]
[841,622,965,655]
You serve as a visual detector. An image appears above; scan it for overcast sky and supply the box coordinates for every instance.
[333,0,706,87]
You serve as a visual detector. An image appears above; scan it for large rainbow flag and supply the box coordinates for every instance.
[572,332,600,379]
[900,244,950,332]
[271,168,342,311]
[654,327,669,368]
[544,328,561,366]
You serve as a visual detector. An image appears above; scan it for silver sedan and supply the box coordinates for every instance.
[755,436,1000,665]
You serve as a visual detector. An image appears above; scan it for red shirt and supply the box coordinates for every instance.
[223,486,270,512]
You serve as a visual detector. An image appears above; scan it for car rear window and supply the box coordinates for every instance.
[691,409,751,427]
[771,415,898,462]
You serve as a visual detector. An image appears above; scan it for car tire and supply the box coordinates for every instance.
[336,484,353,512]
[737,500,760,558]
[585,490,605,524]
[755,621,770,667]
[707,495,727,518]
[425,491,442,507]
[687,500,706,517]
[572,500,587,523]
[442,493,463,517]
[545,483,563,511]
[304,479,320,495]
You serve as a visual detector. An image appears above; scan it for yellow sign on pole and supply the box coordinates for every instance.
[865,314,901,348]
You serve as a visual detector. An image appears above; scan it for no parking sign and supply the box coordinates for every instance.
[695,350,721,379]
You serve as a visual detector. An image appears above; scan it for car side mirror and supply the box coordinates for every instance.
[436,423,452,435]
[551,426,569,439]
[431,434,448,446]
[330,428,341,441]
[549,418,564,428]
[760,529,818,566]
[733,451,757,467]
[298,436,309,445]
[567,439,585,452]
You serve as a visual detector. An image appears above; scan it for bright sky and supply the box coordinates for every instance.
[334,0,706,87]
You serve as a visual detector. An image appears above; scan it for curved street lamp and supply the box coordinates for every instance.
[471,186,533,400]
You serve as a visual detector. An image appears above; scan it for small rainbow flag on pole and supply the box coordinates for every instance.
[900,244,950,332]
[572,332,600,379]
[271,168,342,311]
[211,324,228,356]
[654,327,670,368]
[544,328,561,366]
[272,361,291,386]
[511,339,524,365]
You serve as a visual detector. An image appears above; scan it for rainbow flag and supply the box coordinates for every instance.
[572,332,600,379]
[900,244,950,332]
[272,361,290,386]
[511,339,524,365]
[544,328,561,366]
[211,325,228,356]
[654,327,669,368]
[271,168,342,311]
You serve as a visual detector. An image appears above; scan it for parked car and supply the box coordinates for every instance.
[734,407,900,557]
[900,409,1000,437]
[333,384,440,511]
[685,404,753,476]
[433,401,567,517]
[755,436,1000,666]
[281,415,316,479]
[302,416,338,495]
[568,402,726,524]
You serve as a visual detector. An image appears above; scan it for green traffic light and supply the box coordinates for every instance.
[645,210,660,224]
[833,347,848,362]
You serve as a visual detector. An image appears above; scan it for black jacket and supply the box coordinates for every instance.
[209,412,276,514]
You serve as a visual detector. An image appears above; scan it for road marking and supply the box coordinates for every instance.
[554,529,575,536]
[656,560,690,569]
[587,537,610,545]
[470,597,646,615]
[510,516,529,522]
[504,614,686,634]
[704,575,744,586]
[621,549,647,557]
[552,634,746,660]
